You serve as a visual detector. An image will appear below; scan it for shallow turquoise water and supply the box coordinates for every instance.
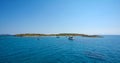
[0,35,120,63]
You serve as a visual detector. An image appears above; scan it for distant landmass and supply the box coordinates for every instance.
[0,34,13,36]
[15,33,102,38]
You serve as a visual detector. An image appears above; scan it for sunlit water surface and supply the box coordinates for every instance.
[0,35,120,63]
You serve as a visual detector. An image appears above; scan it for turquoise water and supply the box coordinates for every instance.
[0,35,120,63]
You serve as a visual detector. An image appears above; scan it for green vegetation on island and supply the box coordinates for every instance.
[15,33,102,38]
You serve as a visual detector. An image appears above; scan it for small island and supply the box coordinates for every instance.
[15,33,102,38]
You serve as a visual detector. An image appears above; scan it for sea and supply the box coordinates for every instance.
[0,35,120,63]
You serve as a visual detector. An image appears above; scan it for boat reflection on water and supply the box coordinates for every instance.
[37,38,40,40]
[56,36,60,38]
[68,36,74,40]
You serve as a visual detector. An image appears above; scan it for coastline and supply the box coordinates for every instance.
[15,33,102,38]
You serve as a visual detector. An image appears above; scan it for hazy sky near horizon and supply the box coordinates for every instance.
[0,0,120,34]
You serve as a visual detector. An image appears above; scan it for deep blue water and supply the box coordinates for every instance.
[0,35,120,63]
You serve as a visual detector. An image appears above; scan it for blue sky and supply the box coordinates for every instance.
[0,0,120,35]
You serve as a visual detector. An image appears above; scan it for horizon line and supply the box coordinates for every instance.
[0,33,120,35]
